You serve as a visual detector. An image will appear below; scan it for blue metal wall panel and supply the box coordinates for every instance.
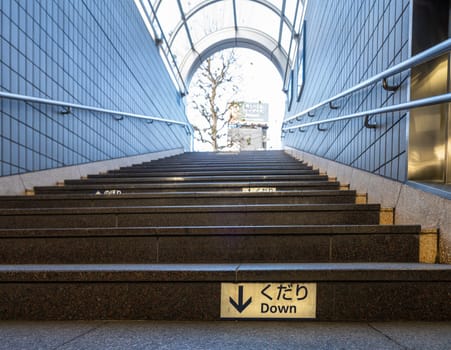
[0,0,190,177]
[284,0,410,182]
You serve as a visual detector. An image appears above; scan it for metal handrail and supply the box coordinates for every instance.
[283,93,451,132]
[283,38,451,124]
[0,91,193,131]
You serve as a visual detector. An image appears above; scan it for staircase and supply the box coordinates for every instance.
[0,150,449,321]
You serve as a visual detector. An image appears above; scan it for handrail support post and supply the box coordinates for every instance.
[329,101,339,109]
[382,77,400,92]
[60,106,71,115]
[364,115,377,129]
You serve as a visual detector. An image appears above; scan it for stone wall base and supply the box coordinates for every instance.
[285,147,451,264]
[0,148,184,196]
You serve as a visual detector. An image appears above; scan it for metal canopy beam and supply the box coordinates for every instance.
[176,0,195,50]
[180,27,289,86]
[168,0,294,48]
[152,0,163,15]
[140,0,302,93]
[277,0,286,47]
[232,0,238,32]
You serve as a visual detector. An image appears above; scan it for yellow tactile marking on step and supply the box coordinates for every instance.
[419,229,438,263]
[379,208,394,224]
[355,193,367,204]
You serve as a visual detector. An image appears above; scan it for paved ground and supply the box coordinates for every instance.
[0,321,450,349]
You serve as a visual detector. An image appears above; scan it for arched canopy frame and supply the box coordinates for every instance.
[135,0,307,94]
[181,27,288,87]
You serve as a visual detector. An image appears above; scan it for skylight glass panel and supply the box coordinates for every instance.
[280,22,292,54]
[294,2,305,33]
[181,0,207,13]
[155,0,182,39]
[269,0,284,11]
[187,1,234,43]
[149,0,160,9]
[237,1,280,40]
[284,0,299,25]
[171,28,192,65]
[138,0,299,90]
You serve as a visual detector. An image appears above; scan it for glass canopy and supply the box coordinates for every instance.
[134,0,306,94]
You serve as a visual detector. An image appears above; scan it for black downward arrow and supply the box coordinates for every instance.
[229,285,252,313]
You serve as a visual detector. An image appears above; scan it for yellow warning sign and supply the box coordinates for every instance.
[220,282,316,319]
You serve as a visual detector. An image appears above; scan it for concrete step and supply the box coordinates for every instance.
[96,168,319,177]
[125,153,308,165]
[0,190,358,208]
[136,153,302,161]
[33,181,341,194]
[0,262,449,321]
[64,174,330,185]
[0,204,382,228]
[135,152,301,157]
[0,150,446,323]
[0,225,421,264]
[122,164,313,172]
[154,151,293,160]
[139,156,301,165]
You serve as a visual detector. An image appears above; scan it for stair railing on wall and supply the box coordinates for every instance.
[282,38,451,132]
[0,91,194,136]
[283,93,451,132]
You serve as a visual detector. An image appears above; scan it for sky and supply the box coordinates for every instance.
[186,48,287,151]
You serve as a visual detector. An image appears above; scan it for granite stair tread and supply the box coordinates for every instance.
[0,224,421,237]
[65,174,329,184]
[0,203,382,228]
[100,169,318,176]
[0,150,448,321]
[0,224,421,264]
[114,164,313,170]
[0,262,449,282]
[0,190,358,207]
[120,166,314,173]
[32,181,341,194]
[0,203,381,214]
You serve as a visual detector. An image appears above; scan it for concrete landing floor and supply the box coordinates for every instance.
[0,321,450,349]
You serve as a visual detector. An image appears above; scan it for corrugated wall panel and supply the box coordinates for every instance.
[0,0,190,177]
[284,0,410,182]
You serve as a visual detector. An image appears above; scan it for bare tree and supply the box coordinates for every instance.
[189,49,240,151]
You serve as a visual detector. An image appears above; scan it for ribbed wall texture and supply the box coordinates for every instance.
[284,0,411,182]
[0,0,190,177]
